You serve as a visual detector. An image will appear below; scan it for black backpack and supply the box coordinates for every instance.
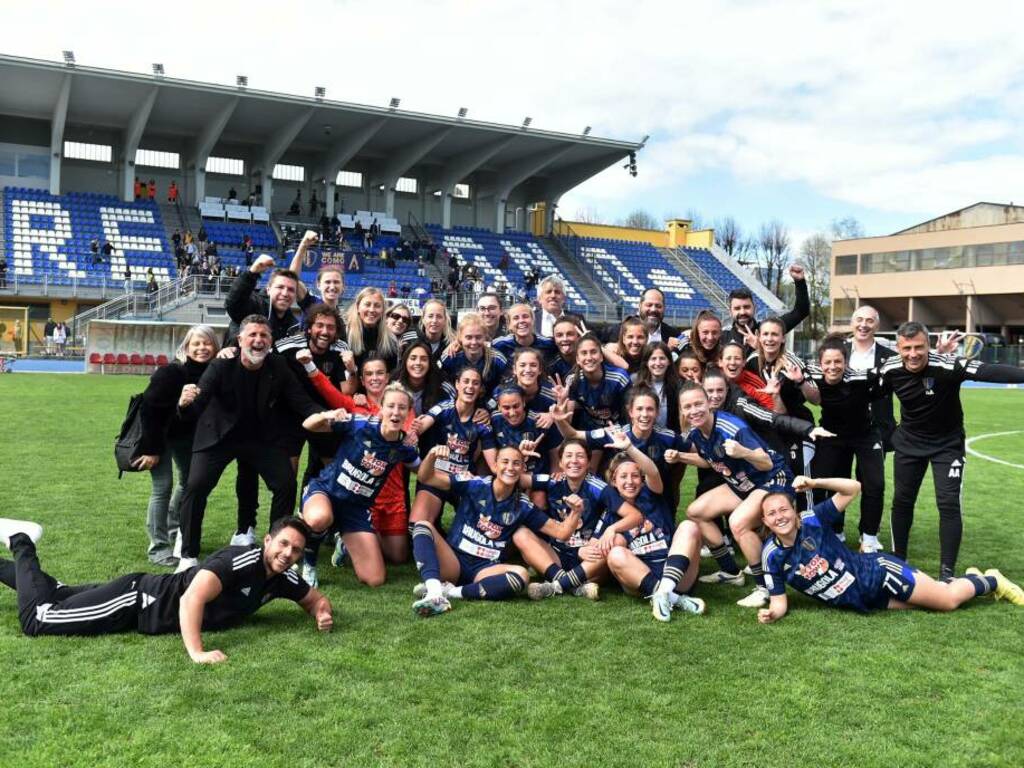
[115,393,145,478]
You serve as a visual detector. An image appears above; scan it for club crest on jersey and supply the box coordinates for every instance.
[797,554,829,579]
[476,514,503,540]
[360,451,388,476]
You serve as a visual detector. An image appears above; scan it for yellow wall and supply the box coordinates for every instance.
[530,208,715,249]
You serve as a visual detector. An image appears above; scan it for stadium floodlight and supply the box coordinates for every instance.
[236,75,248,88]
[62,50,76,66]
[522,117,532,129]
[314,86,326,100]
[457,107,468,119]
[152,63,165,77]
[582,126,592,136]
[640,134,650,145]
[389,97,401,110]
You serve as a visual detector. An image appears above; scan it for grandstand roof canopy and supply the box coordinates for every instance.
[0,54,643,186]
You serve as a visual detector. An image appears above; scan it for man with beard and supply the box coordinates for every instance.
[276,303,356,488]
[598,288,679,348]
[174,315,321,572]
[723,264,809,350]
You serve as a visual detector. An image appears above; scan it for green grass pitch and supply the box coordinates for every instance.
[1,375,1023,767]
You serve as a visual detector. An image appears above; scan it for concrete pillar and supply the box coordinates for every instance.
[325,181,337,218]
[385,188,396,218]
[495,199,506,234]
[441,192,453,230]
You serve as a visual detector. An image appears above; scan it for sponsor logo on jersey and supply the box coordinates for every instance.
[797,554,830,579]
[360,451,388,476]
[711,461,732,477]
[447,434,470,455]
[476,514,504,540]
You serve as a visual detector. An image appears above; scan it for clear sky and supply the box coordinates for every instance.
[6,0,1024,247]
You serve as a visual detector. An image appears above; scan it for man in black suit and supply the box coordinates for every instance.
[722,263,809,348]
[174,315,321,571]
[596,287,680,346]
[844,304,896,447]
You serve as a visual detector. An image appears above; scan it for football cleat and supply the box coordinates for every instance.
[301,563,320,589]
[698,570,744,586]
[736,587,770,608]
[859,535,883,554]
[573,582,600,600]
[651,591,673,622]
[229,526,256,547]
[412,581,454,599]
[413,596,451,618]
[331,535,347,568]
[527,581,558,601]
[676,595,706,615]
[986,569,1024,606]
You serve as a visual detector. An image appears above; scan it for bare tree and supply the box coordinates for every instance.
[755,220,791,296]
[830,216,864,240]
[684,208,706,230]
[619,208,660,230]
[574,207,605,224]
[799,232,832,340]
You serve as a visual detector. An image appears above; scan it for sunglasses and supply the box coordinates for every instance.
[388,312,411,324]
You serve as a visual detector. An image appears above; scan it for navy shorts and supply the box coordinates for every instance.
[732,468,794,500]
[454,550,498,585]
[552,545,582,572]
[867,553,918,609]
[302,479,374,535]
[414,479,457,508]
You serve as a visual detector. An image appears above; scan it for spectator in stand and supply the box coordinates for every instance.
[388,281,398,299]
[147,273,158,295]
[205,240,218,259]
[184,230,194,246]
[498,251,510,272]
[309,190,319,217]
[197,225,207,245]
[401,283,411,299]
[172,230,182,250]
[133,325,220,566]
[168,181,179,203]
[447,266,460,292]
[228,186,237,202]
[124,266,132,294]
[147,179,156,201]
[447,250,458,271]
[0,257,7,290]
[416,256,425,278]
[102,240,115,259]
[43,318,55,355]
[134,178,143,199]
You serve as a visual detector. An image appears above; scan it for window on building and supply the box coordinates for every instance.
[453,183,470,199]
[135,149,180,169]
[834,254,858,275]
[396,176,417,194]
[337,170,362,188]
[832,298,856,326]
[273,163,305,182]
[64,141,112,163]
[207,156,244,176]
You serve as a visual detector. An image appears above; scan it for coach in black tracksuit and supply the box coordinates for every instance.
[880,321,1024,579]
[175,315,320,565]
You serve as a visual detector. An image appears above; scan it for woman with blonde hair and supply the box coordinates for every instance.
[439,311,509,398]
[344,286,400,372]
[401,298,453,363]
[135,325,220,566]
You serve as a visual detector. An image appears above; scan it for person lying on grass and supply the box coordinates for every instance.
[758,476,1024,624]
[0,516,332,665]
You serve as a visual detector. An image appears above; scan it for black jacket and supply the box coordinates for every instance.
[178,355,320,451]
[723,278,809,347]
[138,358,208,455]
[844,340,897,447]
[224,270,310,343]
[595,319,681,345]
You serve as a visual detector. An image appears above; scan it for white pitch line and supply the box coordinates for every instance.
[965,430,1024,470]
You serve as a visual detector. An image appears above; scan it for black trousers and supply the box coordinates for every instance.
[811,434,885,537]
[891,443,965,575]
[2,536,140,636]
[235,460,260,534]
[179,439,297,558]
[785,440,816,511]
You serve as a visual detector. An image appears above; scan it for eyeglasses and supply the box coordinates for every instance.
[388,312,411,324]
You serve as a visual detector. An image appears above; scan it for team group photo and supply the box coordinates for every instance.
[2,2,1023,766]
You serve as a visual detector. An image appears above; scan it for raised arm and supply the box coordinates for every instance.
[723,438,773,472]
[417,445,453,491]
[779,264,809,332]
[178,569,226,664]
[287,231,319,302]
[604,428,663,494]
[961,357,1024,384]
[792,475,860,512]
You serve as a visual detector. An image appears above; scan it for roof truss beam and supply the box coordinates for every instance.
[120,86,159,200]
[49,73,72,194]
[371,126,452,187]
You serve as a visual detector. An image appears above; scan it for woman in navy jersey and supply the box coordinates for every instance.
[504,347,558,415]
[409,444,584,617]
[392,340,446,417]
[515,438,642,601]
[759,475,1024,623]
[439,311,508,398]
[564,333,631,434]
[408,366,498,527]
[604,316,648,381]
[636,341,682,430]
[492,302,557,359]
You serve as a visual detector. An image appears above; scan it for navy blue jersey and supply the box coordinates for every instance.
[426,399,494,476]
[491,333,557,360]
[530,473,623,552]
[548,355,574,383]
[316,415,419,507]
[447,475,552,563]
[609,486,674,568]
[762,499,901,613]
[488,411,560,473]
[568,363,631,430]
[686,411,790,493]
[491,380,558,416]
[585,424,689,482]
[439,348,509,396]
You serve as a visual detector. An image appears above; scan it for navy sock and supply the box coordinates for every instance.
[965,573,997,596]
[661,554,690,592]
[544,564,564,582]
[304,529,327,567]
[639,572,659,598]
[411,523,440,582]
[461,571,526,601]
[555,564,587,593]
[748,564,766,589]
[710,543,740,575]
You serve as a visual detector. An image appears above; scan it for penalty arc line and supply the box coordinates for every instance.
[964,430,1024,470]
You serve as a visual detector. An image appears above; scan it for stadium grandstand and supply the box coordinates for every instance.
[0,52,777,361]
[831,202,1024,344]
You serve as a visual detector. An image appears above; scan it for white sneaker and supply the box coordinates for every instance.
[528,581,558,601]
[301,563,319,588]
[172,531,182,558]
[413,595,451,617]
[0,518,43,548]
[573,582,600,600]
[675,594,706,615]
[175,556,199,573]
[412,581,454,599]
[651,590,673,622]
[229,526,256,547]
[699,545,711,559]
[736,586,770,608]
[859,535,882,554]
[698,570,745,586]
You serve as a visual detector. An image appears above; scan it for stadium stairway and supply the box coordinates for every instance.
[660,246,731,317]
[536,235,617,318]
